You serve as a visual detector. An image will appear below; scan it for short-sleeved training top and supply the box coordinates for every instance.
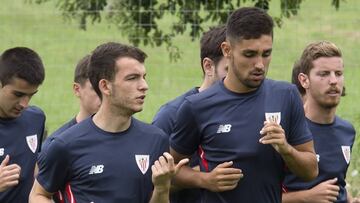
[283,116,356,203]
[37,117,169,203]
[152,87,200,203]
[170,79,312,203]
[0,106,45,203]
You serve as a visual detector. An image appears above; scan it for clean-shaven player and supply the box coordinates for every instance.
[0,47,45,202]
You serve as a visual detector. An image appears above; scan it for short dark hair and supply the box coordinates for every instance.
[74,54,91,85]
[200,25,226,74]
[226,7,273,44]
[88,42,147,99]
[294,41,342,95]
[0,47,45,86]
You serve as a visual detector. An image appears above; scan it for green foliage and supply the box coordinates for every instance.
[33,0,342,61]
[32,0,107,29]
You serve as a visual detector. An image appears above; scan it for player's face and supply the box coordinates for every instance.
[110,57,148,115]
[224,35,272,92]
[76,79,101,115]
[307,57,344,109]
[0,77,39,118]
[214,57,228,81]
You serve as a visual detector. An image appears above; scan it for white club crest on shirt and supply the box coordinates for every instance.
[26,134,38,153]
[265,112,281,124]
[341,146,351,164]
[135,155,149,174]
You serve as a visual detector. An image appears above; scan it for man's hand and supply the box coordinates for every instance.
[260,121,292,155]
[351,197,360,203]
[306,178,340,203]
[0,155,21,192]
[202,161,243,192]
[152,152,189,192]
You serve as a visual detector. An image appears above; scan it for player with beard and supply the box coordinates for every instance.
[283,41,359,203]
[169,7,318,203]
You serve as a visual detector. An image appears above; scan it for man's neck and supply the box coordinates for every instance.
[223,74,258,94]
[198,78,212,92]
[75,110,92,123]
[304,100,337,124]
[92,104,132,133]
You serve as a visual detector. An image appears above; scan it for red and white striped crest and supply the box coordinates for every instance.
[26,134,38,153]
[135,155,149,174]
[341,146,351,164]
[265,112,281,124]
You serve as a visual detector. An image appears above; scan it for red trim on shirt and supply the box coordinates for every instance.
[198,146,209,172]
[65,183,76,203]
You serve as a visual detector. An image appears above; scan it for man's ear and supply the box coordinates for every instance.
[221,41,231,59]
[73,83,81,97]
[98,79,111,97]
[202,57,215,77]
[298,73,310,89]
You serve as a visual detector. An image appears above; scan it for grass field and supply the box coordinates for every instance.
[0,0,359,196]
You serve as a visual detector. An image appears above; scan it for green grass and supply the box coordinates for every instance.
[0,0,359,196]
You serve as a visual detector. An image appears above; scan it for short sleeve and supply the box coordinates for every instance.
[287,86,313,145]
[36,138,70,193]
[152,105,175,136]
[170,99,200,155]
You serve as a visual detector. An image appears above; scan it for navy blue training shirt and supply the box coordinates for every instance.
[0,106,45,203]
[153,87,198,135]
[37,116,168,203]
[41,117,77,203]
[42,117,77,149]
[152,87,200,203]
[170,79,313,203]
[283,116,356,203]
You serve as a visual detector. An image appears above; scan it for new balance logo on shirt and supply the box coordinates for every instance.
[217,124,232,133]
[89,165,104,174]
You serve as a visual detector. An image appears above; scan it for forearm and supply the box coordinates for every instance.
[29,192,52,203]
[282,148,317,181]
[170,148,206,189]
[29,179,53,203]
[282,143,318,181]
[149,188,169,203]
[282,190,310,203]
[172,165,207,189]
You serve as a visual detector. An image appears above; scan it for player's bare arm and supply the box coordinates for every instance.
[29,179,53,203]
[170,148,243,192]
[150,152,188,203]
[351,197,360,203]
[0,155,21,192]
[260,121,318,181]
[282,178,340,203]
